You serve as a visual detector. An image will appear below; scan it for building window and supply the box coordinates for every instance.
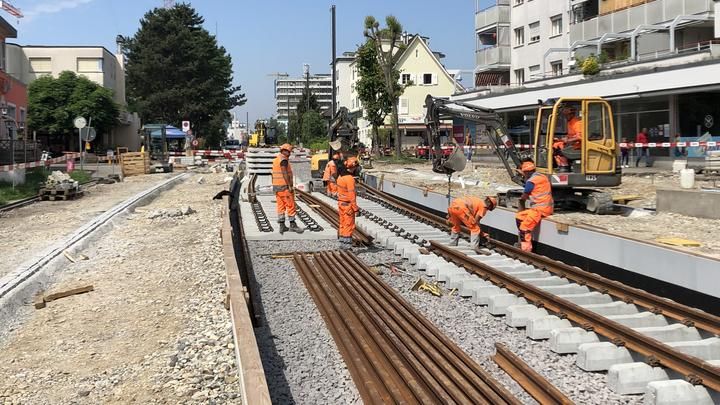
[529,22,540,43]
[19,107,26,128]
[551,60,563,76]
[399,98,409,115]
[514,27,525,47]
[77,58,103,73]
[551,15,563,37]
[529,65,540,78]
[401,73,412,85]
[514,69,525,85]
[422,73,435,85]
[29,57,52,73]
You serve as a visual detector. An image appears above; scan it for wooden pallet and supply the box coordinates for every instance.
[120,152,150,176]
[39,189,84,201]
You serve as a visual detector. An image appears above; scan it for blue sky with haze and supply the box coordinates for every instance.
[10,0,494,125]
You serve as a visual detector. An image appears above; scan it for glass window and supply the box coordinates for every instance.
[514,69,524,85]
[551,15,563,36]
[551,60,563,76]
[536,107,552,168]
[77,58,103,72]
[401,73,412,85]
[529,22,540,43]
[29,57,51,73]
[587,102,610,142]
[514,27,525,46]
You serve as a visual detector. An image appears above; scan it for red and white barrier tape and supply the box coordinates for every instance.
[0,153,80,172]
[169,150,245,158]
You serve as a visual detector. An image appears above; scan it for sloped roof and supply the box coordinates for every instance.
[394,35,463,92]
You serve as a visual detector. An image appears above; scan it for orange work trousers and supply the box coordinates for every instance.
[338,202,356,238]
[515,206,552,252]
[447,201,484,237]
[275,189,297,221]
[553,140,569,167]
[326,181,338,196]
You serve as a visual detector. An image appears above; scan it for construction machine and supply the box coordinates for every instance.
[424,95,621,214]
[309,107,360,191]
[248,120,278,147]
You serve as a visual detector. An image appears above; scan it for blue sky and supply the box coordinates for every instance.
[11,0,494,125]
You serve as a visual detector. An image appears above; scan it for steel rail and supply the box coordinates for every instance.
[294,188,373,245]
[0,179,99,213]
[360,181,720,336]
[429,241,720,392]
[293,250,520,404]
[492,343,574,405]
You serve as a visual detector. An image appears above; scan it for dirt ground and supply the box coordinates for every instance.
[0,173,175,276]
[0,172,241,404]
[368,160,720,258]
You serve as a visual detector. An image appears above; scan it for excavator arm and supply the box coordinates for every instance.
[424,95,525,186]
[327,107,359,155]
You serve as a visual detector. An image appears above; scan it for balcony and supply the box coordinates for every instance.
[570,0,714,42]
[475,0,510,33]
[475,46,511,70]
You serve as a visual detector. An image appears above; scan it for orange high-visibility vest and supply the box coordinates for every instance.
[528,172,553,209]
[272,153,292,188]
[458,196,487,219]
[567,117,583,150]
[336,174,356,204]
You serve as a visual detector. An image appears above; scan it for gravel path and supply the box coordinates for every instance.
[248,240,361,405]
[0,173,176,275]
[354,248,641,405]
[0,173,241,404]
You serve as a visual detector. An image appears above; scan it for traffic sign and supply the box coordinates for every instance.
[191,139,199,147]
[182,121,191,132]
[74,116,87,129]
[81,127,96,142]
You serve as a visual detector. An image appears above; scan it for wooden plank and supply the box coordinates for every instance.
[44,285,94,302]
[221,207,271,405]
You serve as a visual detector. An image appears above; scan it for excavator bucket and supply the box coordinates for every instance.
[433,146,467,175]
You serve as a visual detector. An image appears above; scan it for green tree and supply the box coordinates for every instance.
[124,4,245,147]
[265,117,287,143]
[364,15,405,157]
[28,71,119,140]
[355,40,394,154]
[300,110,326,146]
[294,88,320,133]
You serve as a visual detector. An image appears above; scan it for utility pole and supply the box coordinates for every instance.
[331,5,337,117]
[303,64,310,146]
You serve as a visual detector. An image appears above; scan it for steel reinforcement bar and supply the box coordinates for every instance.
[293,250,520,405]
[492,343,574,405]
[429,241,720,392]
[294,189,373,246]
[360,181,720,336]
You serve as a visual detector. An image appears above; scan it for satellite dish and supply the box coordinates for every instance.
[81,127,97,142]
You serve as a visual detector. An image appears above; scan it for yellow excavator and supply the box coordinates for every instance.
[309,107,359,191]
[248,121,278,147]
[425,95,621,214]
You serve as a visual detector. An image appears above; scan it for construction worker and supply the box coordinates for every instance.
[323,149,343,197]
[271,143,304,234]
[515,161,553,252]
[553,106,583,172]
[336,156,360,249]
[447,195,497,254]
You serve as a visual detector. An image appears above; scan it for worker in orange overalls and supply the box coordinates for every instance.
[447,195,497,254]
[553,106,583,172]
[271,143,304,234]
[515,161,554,252]
[322,150,343,197]
[336,156,360,249]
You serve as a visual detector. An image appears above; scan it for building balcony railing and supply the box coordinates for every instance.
[570,0,714,42]
[475,45,511,69]
[475,0,510,32]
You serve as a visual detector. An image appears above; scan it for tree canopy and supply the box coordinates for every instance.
[300,110,326,149]
[355,39,394,153]
[124,4,245,147]
[27,71,119,137]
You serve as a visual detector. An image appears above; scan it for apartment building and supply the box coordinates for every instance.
[0,18,26,142]
[461,0,720,158]
[274,68,332,127]
[334,52,355,115]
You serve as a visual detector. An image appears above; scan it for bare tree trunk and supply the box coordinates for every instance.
[391,101,401,158]
[372,124,380,155]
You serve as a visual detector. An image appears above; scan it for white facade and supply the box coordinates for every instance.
[275,72,332,127]
[334,52,355,113]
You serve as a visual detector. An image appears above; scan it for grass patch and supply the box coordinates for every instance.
[0,169,50,205]
[69,170,92,183]
[373,155,427,165]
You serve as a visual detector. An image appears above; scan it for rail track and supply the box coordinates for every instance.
[295,188,373,245]
[303,183,720,397]
[0,179,100,213]
[293,250,521,404]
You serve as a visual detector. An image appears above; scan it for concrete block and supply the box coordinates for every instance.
[406,249,424,264]
[607,312,668,328]
[549,327,600,354]
[666,337,720,361]
[488,294,527,316]
[394,241,415,255]
[437,266,466,283]
[576,342,634,371]
[608,362,669,395]
[446,273,476,290]
[657,188,720,220]
[383,236,404,249]
[416,255,443,271]
[644,380,713,405]
[519,276,569,287]
[539,284,590,295]
[583,301,639,316]
[557,292,613,306]
[506,304,549,327]
[459,279,489,297]
[526,316,573,340]
[633,324,702,343]
[472,286,506,305]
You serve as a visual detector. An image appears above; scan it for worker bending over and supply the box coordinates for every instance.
[553,106,583,172]
[336,157,360,249]
[271,143,304,234]
[515,161,553,252]
[447,195,497,254]
[322,150,343,197]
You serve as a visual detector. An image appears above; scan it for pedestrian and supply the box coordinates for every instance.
[673,134,686,157]
[620,137,630,167]
[635,128,650,167]
[272,143,304,234]
[515,160,554,252]
[336,156,360,250]
[140,142,145,153]
[447,195,497,255]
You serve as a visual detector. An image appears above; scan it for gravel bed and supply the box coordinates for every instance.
[355,247,642,405]
[248,240,361,405]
